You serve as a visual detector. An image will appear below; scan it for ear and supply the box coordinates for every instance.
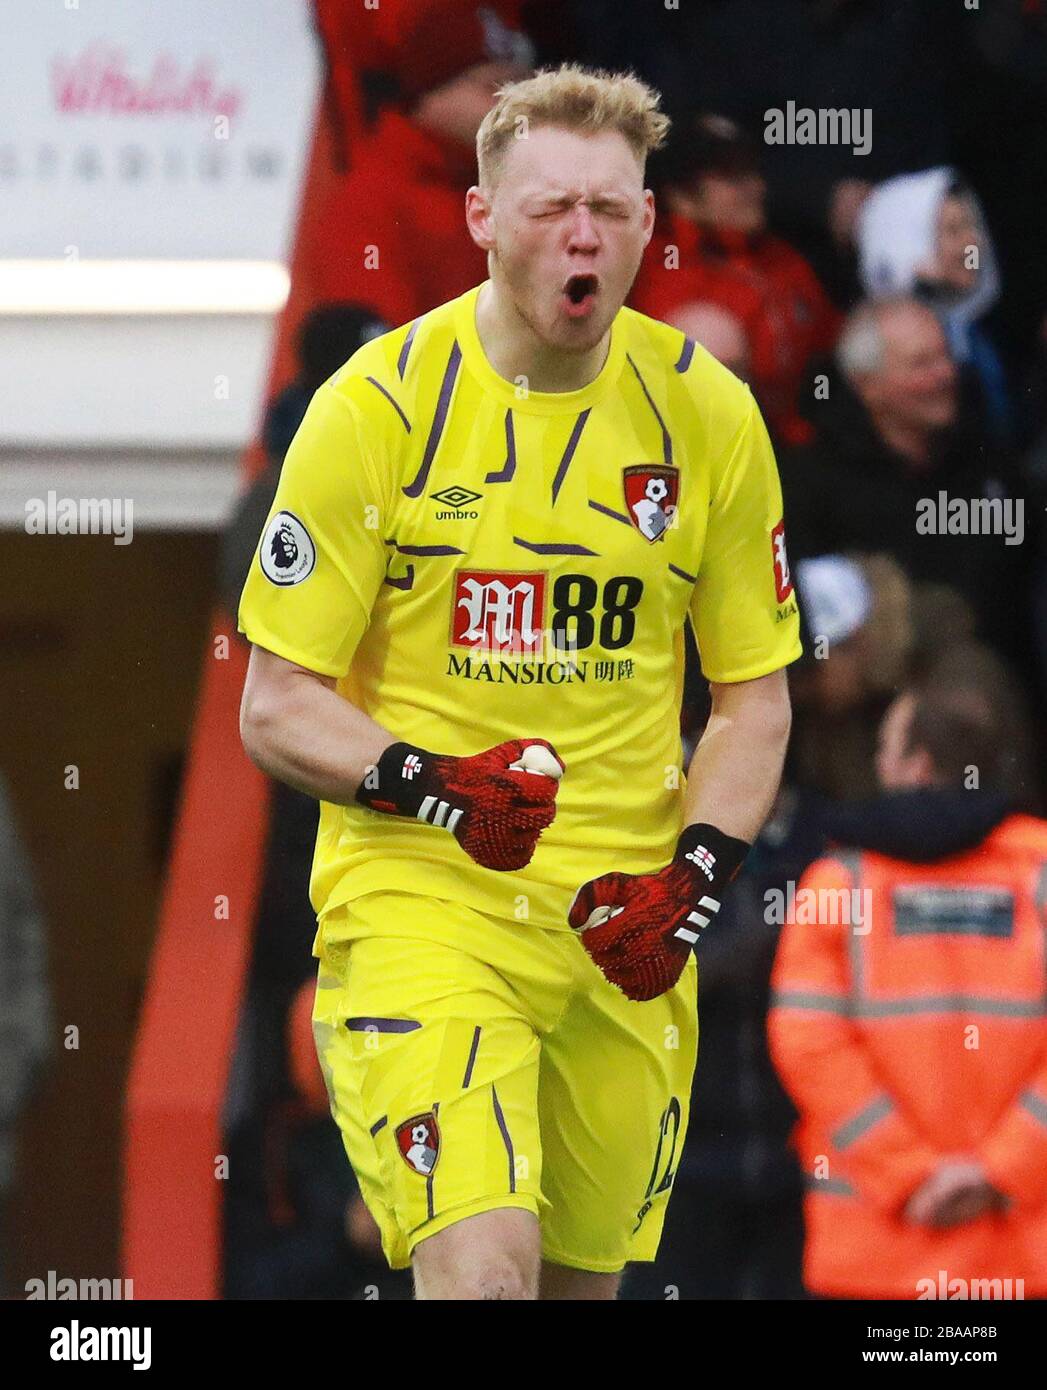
[465,185,495,252]
[640,188,656,248]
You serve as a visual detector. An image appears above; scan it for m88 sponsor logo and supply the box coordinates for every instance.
[450,568,645,657]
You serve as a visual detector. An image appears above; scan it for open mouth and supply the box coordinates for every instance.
[563,273,599,316]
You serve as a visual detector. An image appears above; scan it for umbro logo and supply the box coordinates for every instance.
[431,485,482,519]
[685,846,717,880]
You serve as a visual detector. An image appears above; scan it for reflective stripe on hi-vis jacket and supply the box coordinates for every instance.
[768,813,1047,1297]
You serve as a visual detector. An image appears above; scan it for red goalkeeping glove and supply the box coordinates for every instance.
[355,738,564,872]
[568,824,751,1002]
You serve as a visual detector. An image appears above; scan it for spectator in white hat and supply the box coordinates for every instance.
[857,168,1012,444]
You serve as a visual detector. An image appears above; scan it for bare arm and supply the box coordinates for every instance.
[239,644,393,805]
[240,643,563,871]
[684,667,792,842]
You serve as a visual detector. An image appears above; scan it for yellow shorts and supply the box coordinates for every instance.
[311,891,698,1274]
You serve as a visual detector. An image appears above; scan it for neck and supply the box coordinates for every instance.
[475,279,611,393]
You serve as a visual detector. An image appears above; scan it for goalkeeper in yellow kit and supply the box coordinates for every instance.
[238,65,800,1300]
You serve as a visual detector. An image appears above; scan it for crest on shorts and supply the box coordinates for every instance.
[623,465,679,542]
[396,1112,440,1176]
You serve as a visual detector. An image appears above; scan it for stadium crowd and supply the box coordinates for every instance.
[213,0,1047,1299]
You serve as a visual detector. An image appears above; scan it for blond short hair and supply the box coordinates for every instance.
[476,64,669,188]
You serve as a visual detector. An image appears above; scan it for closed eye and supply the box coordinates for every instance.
[527,198,632,219]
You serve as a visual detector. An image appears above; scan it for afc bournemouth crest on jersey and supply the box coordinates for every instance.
[623,466,679,542]
[771,518,793,602]
[396,1113,440,1176]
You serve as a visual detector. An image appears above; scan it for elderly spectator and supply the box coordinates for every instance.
[781,298,1030,671]
[857,168,1012,444]
[632,114,839,445]
[768,647,1047,1299]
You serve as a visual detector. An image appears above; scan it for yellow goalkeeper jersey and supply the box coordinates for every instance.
[238,283,801,930]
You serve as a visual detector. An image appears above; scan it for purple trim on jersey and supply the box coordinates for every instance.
[550,408,591,504]
[513,537,598,556]
[346,1016,422,1033]
[397,319,419,379]
[394,543,464,556]
[588,498,632,526]
[426,1100,441,1219]
[669,563,698,583]
[627,352,673,467]
[365,376,411,433]
[369,1115,388,1137]
[403,340,462,497]
[674,335,696,374]
[485,409,516,483]
[383,565,415,591]
[462,1026,481,1089]
[491,1086,516,1193]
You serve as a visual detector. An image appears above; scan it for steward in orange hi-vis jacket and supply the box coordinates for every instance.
[768,667,1047,1298]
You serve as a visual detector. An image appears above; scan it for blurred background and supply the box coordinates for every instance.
[2,0,1045,1302]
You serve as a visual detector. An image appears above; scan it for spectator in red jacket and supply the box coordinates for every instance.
[309,0,534,325]
[632,114,840,446]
